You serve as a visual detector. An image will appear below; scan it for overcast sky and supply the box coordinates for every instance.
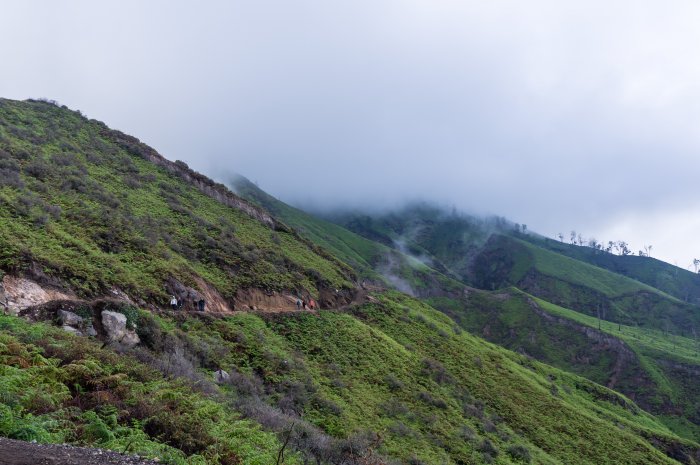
[2,1,700,267]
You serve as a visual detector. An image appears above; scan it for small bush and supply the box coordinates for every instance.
[479,438,499,458]
[417,391,447,409]
[421,358,452,384]
[380,399,409,417]
[389,421,414,437]
[507,444,532,463]
[385,373,404,391]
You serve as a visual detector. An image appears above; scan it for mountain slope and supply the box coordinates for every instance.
[325,206,700,334]
[427,288,700,442]
[523,235,700,305]
[279,200,700,444]
[0,98,355,312]
[232,175,465,298]
[471,234,700,333]
[1,98,699,464]
[7,291,700,464]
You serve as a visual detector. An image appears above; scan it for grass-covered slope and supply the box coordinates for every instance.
[7,288,699,464]
[284,201,700,447]
[0,314,292,465]
[323,205,700,334]
[188,294,696,464]
[0,99,354,304]
[427,288,700,443]
[232,176,464,298]
[322,203,500,282]
[128,292,700,464]
[231,175,384,281]
[470,234,700,333]
[523,236,700,305]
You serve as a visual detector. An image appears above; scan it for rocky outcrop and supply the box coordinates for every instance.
[1,275,72,316]
[20,299,138,345]
[101,310,140,347]
[214,369,230,384]
[234,288,299,312]
[58,309,82,326]
[58,309,86,335]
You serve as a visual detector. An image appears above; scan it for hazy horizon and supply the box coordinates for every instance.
[3,1,700,269]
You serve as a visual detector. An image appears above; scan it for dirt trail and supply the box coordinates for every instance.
[2,271,378,320]
[0,438,159,465]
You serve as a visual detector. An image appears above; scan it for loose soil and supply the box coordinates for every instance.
[0,438,160,465]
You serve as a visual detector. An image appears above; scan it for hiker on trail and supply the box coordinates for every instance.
[177,298,183,309]
[302,299,308,310]
[170,295,178,310]
[296,298,302,310]
[309,299,316,310]
[198,298,206,312]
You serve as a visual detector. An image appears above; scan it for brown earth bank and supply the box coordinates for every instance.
[0,438,159,465]
[1,270,371,317]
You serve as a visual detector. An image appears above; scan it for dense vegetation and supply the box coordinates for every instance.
[0,314,291,465]
[523,235,700,305]
[309,204,700,445]
[427,288,700,442]
[6,293,695,464]
[3,98,700,464]
[0,98,354,305]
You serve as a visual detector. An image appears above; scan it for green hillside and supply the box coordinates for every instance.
[0,314,293,465]
[302,202,700,447]
[323,203,498,282]
[5,293,697,464]
[2,98,700,464]
[471,234,700,333]
[231,175,383,281]
[324,206,700,334]
[524,236,700,305]
[232,176,464,298]
[427,288,700,443]
[0,98,354,307]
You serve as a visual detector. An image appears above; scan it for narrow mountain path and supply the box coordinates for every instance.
[0,438,159,465]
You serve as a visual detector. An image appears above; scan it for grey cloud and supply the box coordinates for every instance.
[2,0,700,264]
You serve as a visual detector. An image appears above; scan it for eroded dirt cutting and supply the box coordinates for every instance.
[0,438,160,465]
[1,272,378,319]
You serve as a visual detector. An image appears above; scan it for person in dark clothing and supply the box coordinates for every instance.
[197,299,206,311]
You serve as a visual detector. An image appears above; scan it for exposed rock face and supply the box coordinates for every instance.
[1,275,72,315]
[62,325,83,336]
[86,323,97,337]
[214,369,230,384]
[58,309,83,326]
[58,309,85,335]
[101,310,140,347]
